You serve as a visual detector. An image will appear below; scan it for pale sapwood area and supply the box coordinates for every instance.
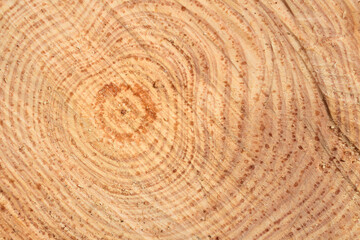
[0,0,360,239]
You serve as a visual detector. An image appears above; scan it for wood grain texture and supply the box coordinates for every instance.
[0,0,360,239]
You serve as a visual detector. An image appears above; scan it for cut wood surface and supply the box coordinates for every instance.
[1,0,360,239]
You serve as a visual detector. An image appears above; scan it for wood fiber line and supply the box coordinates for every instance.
[0,0,360,239]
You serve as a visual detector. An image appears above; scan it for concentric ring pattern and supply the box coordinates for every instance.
[0,0,360,239]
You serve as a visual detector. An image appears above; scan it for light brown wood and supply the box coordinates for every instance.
[1,0,360,239]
